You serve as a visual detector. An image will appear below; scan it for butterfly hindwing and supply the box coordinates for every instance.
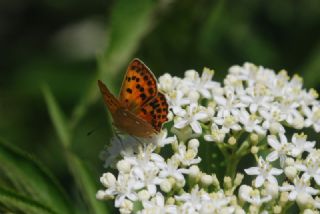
[138,92,169,132]
[119,59,158,111]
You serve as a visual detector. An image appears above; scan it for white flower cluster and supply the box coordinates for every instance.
[97,62,320,213]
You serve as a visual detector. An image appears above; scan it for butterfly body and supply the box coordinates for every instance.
[98,59,168,138]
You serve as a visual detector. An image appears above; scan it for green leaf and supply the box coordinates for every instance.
[42,84,71,147]
[0,186,55,214]
[0,139,73,214]
[99,0,157,81]
[66,152,109,214]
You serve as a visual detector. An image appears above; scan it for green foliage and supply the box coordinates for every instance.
[0,139,72,213]
[0,187,55,214]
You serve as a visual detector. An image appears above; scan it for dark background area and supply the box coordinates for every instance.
[0,0,319,212]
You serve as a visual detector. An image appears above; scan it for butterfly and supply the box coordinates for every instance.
[98,59,169,138]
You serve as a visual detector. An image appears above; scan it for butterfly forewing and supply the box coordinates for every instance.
[119,59,158,111]
[98,80,121,114]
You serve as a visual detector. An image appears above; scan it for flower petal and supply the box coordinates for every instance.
[244,167,260,175]
[190,121,202,134]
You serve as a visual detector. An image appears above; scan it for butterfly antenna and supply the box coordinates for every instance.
[87,123,107,136]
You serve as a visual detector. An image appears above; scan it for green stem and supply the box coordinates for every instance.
[225,140,251,179]
[225,154,239,179]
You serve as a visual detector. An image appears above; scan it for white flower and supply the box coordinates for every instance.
[204,123,228,143]
[291,133,315,157]
[266,134,293,167]
[313,197,320,210]
[214,87,246,118]
[240,84,273,113]
[175,143,201,166]
[303,105,320,132]
[238,185,272,206]
[158,73,181,93]
[184,68,220,99]
[175,185,210,211]
[140,192,178,214]
[277,99,302,126]
[213,115,241,132]
[99,173,140,207]
[174,103,208,134]
[280,177,319,201]
[259,105,286,134]
[124,149,161,172]
[237,109,266,135]
[200,191,234,214]
[158,157,188,181]
[295,151,320,185]
[245,157,283,187]
[132,167,163,196]
[167,90,190,116]
[119,199,133,214]
[153,129,177,148]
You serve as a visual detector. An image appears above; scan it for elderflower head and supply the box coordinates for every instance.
[97,62,320,213]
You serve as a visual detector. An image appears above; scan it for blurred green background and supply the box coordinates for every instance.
[0,0,320,213]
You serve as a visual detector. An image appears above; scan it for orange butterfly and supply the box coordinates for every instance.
[98,59,169,138]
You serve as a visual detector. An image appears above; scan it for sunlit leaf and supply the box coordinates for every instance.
[42,84,71,147]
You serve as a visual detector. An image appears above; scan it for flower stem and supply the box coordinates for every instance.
[225,140,251,179]
[225,154,239,179]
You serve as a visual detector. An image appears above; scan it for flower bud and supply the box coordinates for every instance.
[100,172,116,188]
[224,176,232,190]
[188,139,200,150]
[138,189,150,201]
[189,91,200,102]
[273,205,281,214]
[280,192,289,205]
[270,123,283,135]
[284,166,297,180]
[249,205,259,213]
[234,173,244,186]
[189,165,200,178]
[96,190,106,200]
[235,207,245,214]
[285,157,295,166]
[250,133,259,145]
[201,174,213,186]
[238,185,252,202]
[160,179,172,193]
[212,174,220,188]
[119,199,133,214]
[167,197,175,205]
[303,209,316,214]
[251,146,259,154]
[176,177,185,188]
[117,160,131,173]
[264,181,279,199]
[297,193,314,210]
[228,136,237,145]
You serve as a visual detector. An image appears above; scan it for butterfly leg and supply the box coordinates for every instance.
[111,126,125,148]
[132,136,145,146]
